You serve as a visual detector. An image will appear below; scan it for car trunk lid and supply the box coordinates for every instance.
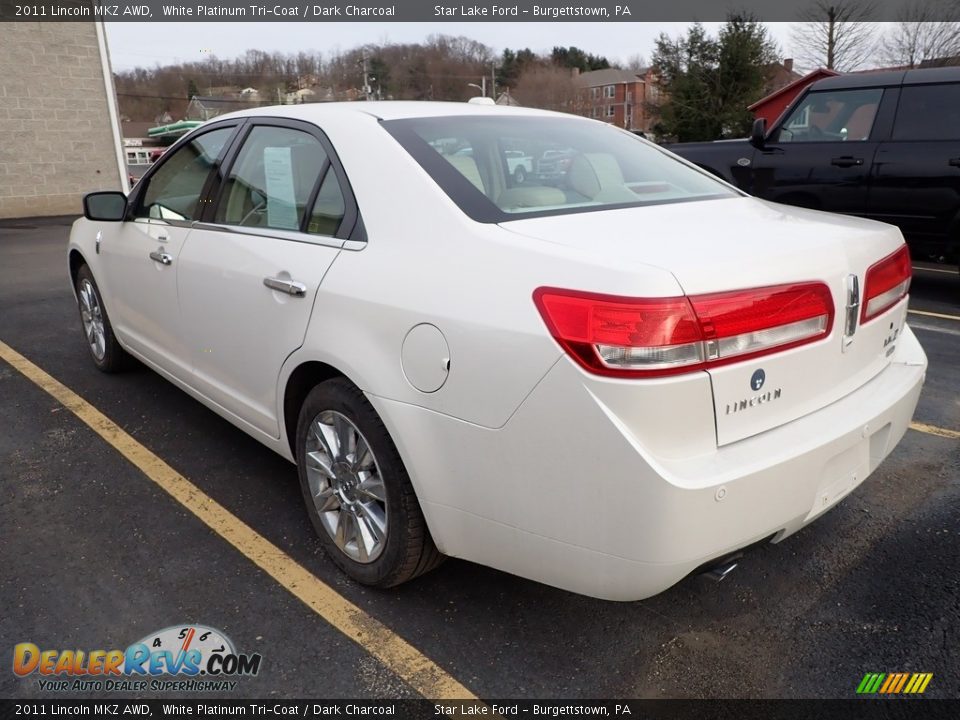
[502,196,911,445]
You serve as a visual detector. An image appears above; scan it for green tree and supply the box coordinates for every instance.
[653,19,778,141]
[551,46,611,72]
[653,24,722,141]
[497,48,537,88]
[717,17,780,136]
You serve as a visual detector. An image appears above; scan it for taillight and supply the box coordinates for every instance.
[533,283,834,378]
[861,245,911,324]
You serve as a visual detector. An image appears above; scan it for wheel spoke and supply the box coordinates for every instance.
[354,435,375,471]
[312,419,337,464]
[357,473,386,503]
[314,485,340,513]
[332,414,353,461]
[335,508,361,556]
[357,502,386,547]
[306,449,334,480]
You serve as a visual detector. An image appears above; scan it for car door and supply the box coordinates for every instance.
[177,120,356,438]
[749,87,886,215]
[869,81,960,260]
[99,124,238,375]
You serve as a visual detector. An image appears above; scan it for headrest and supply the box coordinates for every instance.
[567,153,626,199]
[445,154,485,193]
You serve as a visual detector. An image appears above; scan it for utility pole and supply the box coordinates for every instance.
[360,52,372,101]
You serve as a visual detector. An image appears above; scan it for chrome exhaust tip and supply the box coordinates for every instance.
[705,560,738,583]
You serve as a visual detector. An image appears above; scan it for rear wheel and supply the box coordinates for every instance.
[514,166,526,184]
[295,378,443,587]
[75,265,128,373]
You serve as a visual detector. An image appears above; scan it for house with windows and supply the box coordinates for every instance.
[573,67,663,134]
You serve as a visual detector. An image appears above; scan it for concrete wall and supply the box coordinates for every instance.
[0,22,124,218]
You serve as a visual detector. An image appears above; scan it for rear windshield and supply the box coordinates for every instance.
[382,115,739,222]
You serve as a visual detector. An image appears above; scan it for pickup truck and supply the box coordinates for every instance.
[668,66,960,269]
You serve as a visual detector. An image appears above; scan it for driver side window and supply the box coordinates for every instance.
[137,127,234,221]
[775,88,883,143]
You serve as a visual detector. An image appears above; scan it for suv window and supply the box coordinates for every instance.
[892,84,960,141]
[776,89,883,143]
[217,125,329,232]
[138,126,234,221]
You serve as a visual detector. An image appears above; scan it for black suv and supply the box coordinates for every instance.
[668,67,960,267]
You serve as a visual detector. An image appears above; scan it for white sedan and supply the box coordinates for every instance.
[69,102,926,601]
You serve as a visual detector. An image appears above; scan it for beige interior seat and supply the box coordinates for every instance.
[567,153,637,203]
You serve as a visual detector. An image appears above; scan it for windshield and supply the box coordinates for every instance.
[382,115,739,222]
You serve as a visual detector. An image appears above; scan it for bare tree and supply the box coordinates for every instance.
[513,66,581,113]
[624,53,648,72]
[881,0,960,67]
[790,0,879,70]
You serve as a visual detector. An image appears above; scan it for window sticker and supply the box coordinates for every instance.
[263,146,299,230]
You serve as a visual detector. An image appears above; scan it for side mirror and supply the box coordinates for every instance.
[750,117,767,149]
[83,191,128,222]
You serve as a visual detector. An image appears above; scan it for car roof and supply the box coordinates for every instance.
[213,100,566,124]
[811,65,960,91]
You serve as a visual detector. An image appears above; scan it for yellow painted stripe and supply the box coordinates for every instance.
[904,674,919,694]
[910,422,960,440]
[0,340,476,702]
[893,673,910,693]
[908,309,960,322]
[912,265,957,275]
[879,674,895,693]
[917,673,933,694]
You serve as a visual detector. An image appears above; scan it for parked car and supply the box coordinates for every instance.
[70,102,926,601]
[504,149,534,183]
[668,66,960,268]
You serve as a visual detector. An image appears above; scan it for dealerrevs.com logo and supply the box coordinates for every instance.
[13,625,262,692]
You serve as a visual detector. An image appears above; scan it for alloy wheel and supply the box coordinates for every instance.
[304,410,388,563]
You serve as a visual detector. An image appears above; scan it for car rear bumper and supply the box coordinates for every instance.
[371,325,926,601]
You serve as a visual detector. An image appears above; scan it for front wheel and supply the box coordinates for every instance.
[75,265,128,373]
[295,378,443,587]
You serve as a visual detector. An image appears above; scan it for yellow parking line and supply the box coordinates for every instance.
[910,422,960,440]
[908,309,960,322]
[0,340,476,702]
[912,265,957,275]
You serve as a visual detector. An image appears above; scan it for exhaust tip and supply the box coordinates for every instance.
[705,560,738,583]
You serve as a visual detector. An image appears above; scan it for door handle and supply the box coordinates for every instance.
[263,277,307,297]
[831,157,864,167]
[949,158,960,167]
[149,250,173,266]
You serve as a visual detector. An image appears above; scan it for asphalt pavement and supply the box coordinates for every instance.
[1,217,957,700]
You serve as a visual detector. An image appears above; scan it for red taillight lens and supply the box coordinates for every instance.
[533,283,834,378]
[861,245,911,323]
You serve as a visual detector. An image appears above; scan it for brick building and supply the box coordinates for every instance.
[574,68,662,134]
[0,22,126,218]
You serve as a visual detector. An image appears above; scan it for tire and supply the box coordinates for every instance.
[514,166,526,184]
[75,265,128,373]
[295,378,443,587]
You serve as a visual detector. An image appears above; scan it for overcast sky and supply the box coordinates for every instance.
[105,22,804,73]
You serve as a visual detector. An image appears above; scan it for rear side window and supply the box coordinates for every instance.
[138,127,234,221]
[217,126,329,232]
[892,84,960,141]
